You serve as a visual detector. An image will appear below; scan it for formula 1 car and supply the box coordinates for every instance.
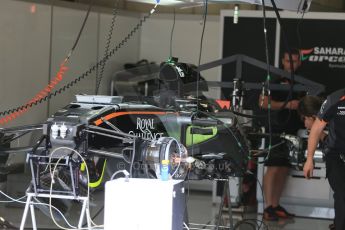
[0,60,250,200]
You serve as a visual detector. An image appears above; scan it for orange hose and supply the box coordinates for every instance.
[0,63,68,125]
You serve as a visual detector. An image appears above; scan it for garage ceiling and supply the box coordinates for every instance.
[14,0,345,14]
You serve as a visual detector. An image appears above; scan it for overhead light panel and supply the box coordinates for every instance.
[128,0,312,13]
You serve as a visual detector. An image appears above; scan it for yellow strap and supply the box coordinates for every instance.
[80,162,86,172]
[88,159,107,188]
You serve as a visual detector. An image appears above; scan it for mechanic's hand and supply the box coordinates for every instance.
[286,100,299,110]
[303,159,314,179]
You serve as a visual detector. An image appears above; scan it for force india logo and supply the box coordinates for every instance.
[128,117,163,140]
[301,47,345,68]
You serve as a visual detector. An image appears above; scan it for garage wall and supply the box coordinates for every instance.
[0,0,51,128]
[48,6,100,115]
[48,7,142,115]
[0,1,224,130]
[0,0,142,127]
[47,7,143,115]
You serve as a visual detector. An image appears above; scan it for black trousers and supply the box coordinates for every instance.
[326,155,345,230]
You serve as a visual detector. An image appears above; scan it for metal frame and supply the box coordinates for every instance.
[28,154,77,196]
[20,193,91,230]
[197,54,325,95]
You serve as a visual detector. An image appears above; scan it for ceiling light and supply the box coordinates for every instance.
[128,0,312,13]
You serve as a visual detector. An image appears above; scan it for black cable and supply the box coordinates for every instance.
[63,0,95,63]
[254,140,286,158]
[270,0,294,109]
[296,12,305,51]
[69,1,94,57]
[262,2,271,76]
[95,0,120,95]
[196,0,208,103]
[270,1,295,129]
[169,8,176,59]
[0,4,158,117]
[260,0,273,163]
[248,171,267,230]
[191,0,208,158]
[261,0,303,163]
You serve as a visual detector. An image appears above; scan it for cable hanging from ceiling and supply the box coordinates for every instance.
[95,0,120,95]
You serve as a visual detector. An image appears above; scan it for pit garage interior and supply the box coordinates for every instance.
[0,0,345,229]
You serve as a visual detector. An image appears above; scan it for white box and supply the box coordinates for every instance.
[104,178,185,230]
[75,95,123,104]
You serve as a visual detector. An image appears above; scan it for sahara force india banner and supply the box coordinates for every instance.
[282,18,345,95]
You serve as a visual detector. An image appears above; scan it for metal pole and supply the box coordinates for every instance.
[20,194,32,230]
[30,204,37,230]
[227,180,234,229]
[78,198,88,229]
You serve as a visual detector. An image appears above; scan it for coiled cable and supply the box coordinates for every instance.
[95,0,120,95]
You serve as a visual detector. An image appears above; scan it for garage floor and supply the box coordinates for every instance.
[187,190,333,230]
[0,178,334,230]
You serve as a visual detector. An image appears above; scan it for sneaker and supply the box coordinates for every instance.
[273,205,295,219]
[264,206,279,221]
